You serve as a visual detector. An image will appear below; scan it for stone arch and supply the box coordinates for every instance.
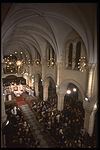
[43,73,56,84]
[73,37,87,59]
[64,32,88,70]
[43,75,57,101]
[59,79,85,100]
[44,76,56,90]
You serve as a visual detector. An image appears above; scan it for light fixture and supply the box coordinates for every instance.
[73,88,77,92]
[35,59,40,65]
[9,62,12,65]
[16,60,22,66]
[56,85,58,88]
[85,97,89,101]
[47,58,55,67]
[78,56,87,72]
[93,103,97,111]
[66,89,71,94]
[6,120,9,126]
[24,73,28,75]
[32,79,34,83]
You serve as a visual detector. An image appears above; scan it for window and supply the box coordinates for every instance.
[68,43,73,68]
[75,41,81,69]
[47,45,56,67]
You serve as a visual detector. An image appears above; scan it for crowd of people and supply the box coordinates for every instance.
[3,104,41,148]
[3,92,97,148]
[29,97,96,148]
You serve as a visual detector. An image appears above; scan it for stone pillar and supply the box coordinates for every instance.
[43,82,49,101]
[83,99,90,132]
[1,64,7,124]
[88,110,96,137]
[83,110,91,132]
[35,80,39,97]
[1,91,7,124]
[83,99,94,134]
[1,64,7,148]
[57,61,63,86]
[83,63,97,135]
[57,93,64,111]
[87,64,96,98]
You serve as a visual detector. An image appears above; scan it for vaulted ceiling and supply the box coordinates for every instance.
[1,3,97,63]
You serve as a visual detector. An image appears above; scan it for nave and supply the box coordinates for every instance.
[3,92,96,148]
[1,3,97,148]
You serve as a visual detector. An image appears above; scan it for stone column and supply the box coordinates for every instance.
[83,110,91,132]
[35,80,39,97]
[1,63,7,124]
[57,93,64,111]
[87,64,96,98]
[1,63,7,148]
[88,110,96,137]
[83,100,93,133]
[43,82,49,101]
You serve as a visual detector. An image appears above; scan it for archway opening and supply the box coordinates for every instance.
[48,80,56,99]
[63,83,85,134]
[64,83,83,107]
[44,77,57,107]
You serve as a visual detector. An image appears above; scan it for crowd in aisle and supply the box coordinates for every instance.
[3,104,41,148]
[29,97,96,148]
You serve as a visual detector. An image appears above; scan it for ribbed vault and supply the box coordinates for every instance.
[1,3,97,63]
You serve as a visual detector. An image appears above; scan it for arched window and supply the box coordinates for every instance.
[75,41,81,69]
[68,43,73,68]
[47,45,56,67]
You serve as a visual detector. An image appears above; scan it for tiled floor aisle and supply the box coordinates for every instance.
[20,103,58,148]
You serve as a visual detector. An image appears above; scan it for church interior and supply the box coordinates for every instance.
[1,3,98,148]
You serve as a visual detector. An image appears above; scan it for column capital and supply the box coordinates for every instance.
[83,100,94,113]
[88,63,96,70]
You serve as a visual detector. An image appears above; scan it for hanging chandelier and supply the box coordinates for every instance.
[35,59,41,65]
[16,60,22,66]
[47,58,55,67]
[78,56,88,72]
